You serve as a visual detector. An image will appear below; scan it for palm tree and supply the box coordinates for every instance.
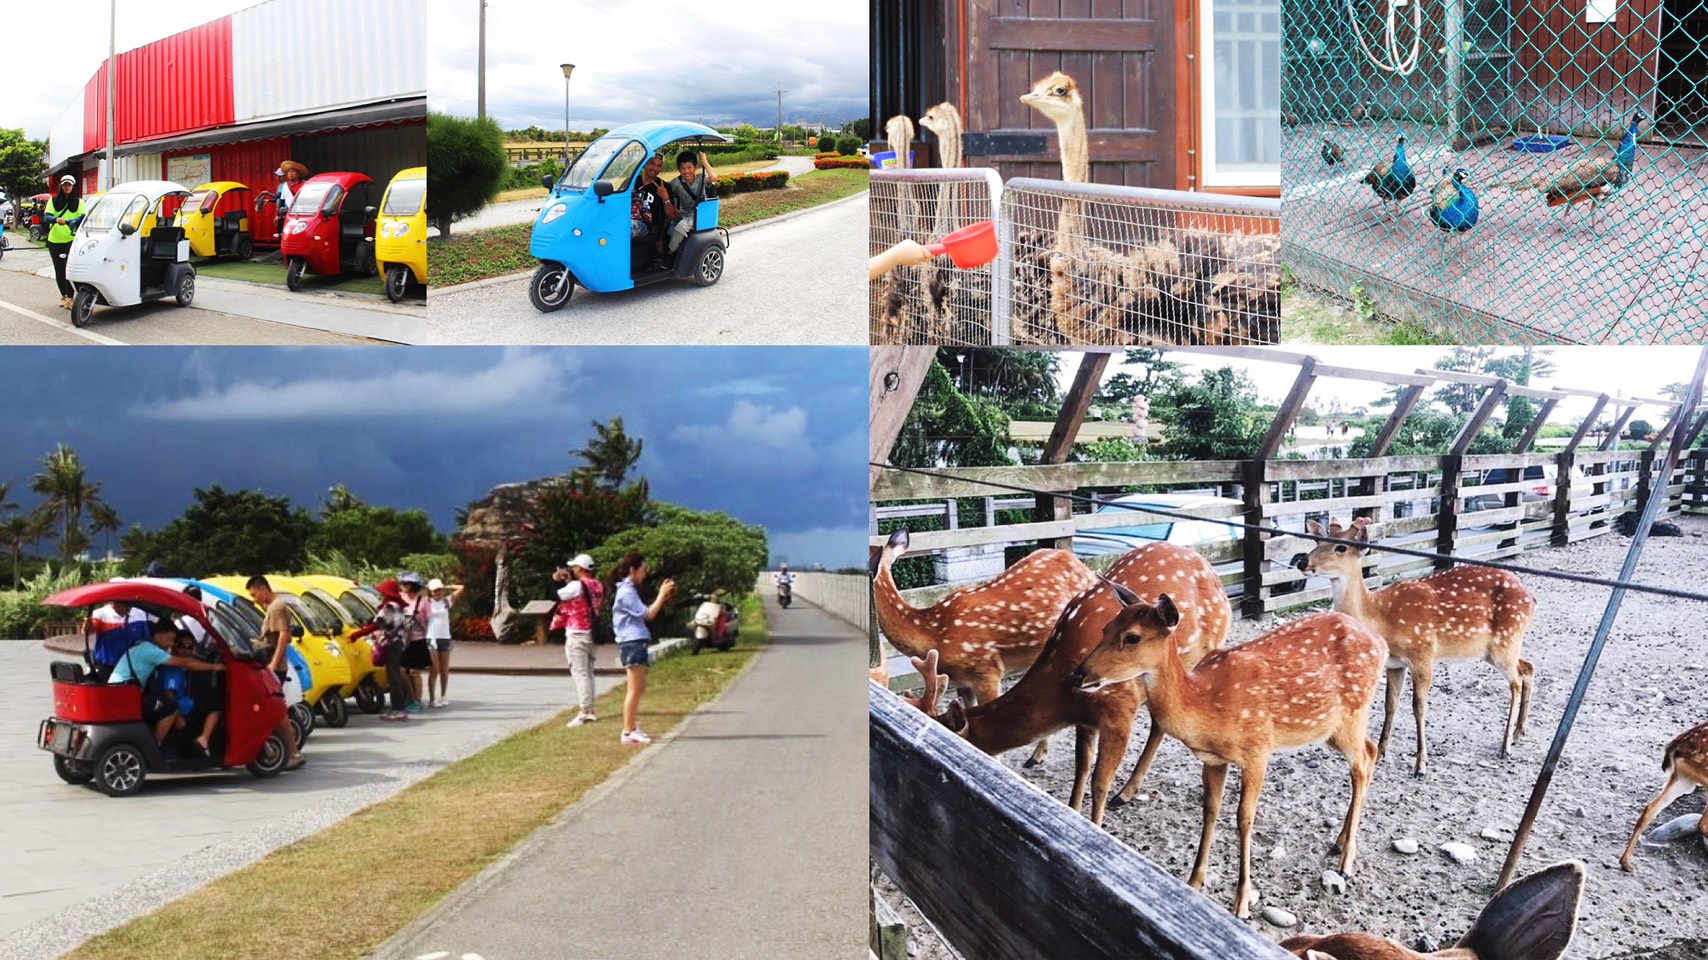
[89,501,122,560]
[0,511,47,589]
[29,444,105,568]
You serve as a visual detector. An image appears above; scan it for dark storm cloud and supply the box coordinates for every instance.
[0,348,868,568]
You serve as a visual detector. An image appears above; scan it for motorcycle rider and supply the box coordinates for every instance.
[773,564,795,607]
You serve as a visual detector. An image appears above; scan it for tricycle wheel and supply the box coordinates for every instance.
[70,288,97,327]
[290,701,313,747]
[235,235,254,260]
[247,733,288,779]
[53,753,94,784]
[0,234,7,260]
[174,270,195,307]
[355,677,385,714]
[285,257,306,291]
[385,265,409,303]
[529,262,575,312]
[318,692,349,728]
[93,742,147,797]
[692,245,725,287]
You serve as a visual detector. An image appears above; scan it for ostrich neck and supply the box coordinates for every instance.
[942,132,962,169]
[1056,111,1089,183]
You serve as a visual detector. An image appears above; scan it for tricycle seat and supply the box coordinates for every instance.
[148,227,185,260]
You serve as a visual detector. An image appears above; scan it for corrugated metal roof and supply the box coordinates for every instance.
[231,0,426,123]
[110,100,424,158]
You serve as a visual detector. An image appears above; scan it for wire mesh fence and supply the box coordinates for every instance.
[1282,0,1708,342]
[870,171,1282,345]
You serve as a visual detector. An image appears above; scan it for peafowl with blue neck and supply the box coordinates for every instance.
[1427,167,1479,274]
[1363,134,1417,218]
[1500,109,1645,227]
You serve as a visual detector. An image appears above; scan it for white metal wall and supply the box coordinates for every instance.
[48,89,85,168]
[111,154,165,186]
[230,0,426,123]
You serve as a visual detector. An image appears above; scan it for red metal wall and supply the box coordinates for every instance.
[83,17,236,153]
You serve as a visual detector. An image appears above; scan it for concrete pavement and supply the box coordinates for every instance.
[379,594,867,960]
[0,640,619,960]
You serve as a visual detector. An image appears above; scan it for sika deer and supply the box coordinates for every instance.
[930,542,1230,826]
[1071,601,1385,918]
[1281,860,1584,960]
[1620,718,1708,872]
[1304,518,1537,775]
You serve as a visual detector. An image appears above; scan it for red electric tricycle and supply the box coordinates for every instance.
[36,581,291,796]
[279,171,378,291]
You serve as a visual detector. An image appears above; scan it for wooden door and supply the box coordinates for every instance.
[958,0,1177,187]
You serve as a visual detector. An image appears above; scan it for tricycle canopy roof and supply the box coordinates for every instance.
[44,581,209,624]
[106,180,193,202]
[601,121,731,152]
[389,167,426,182]
[301,172,374,188]
[190,181,252,194]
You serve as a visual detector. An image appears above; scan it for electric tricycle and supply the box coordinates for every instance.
[288,573,390,713]
[375,166,427,302]
[65,180,196,327]
[528,121,731,312]
[36,581,291,797]
[203,576,351,727]
[281,171,378,291]
[176,181,263,259]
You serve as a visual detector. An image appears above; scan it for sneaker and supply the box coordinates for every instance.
[621,729,652,744]
[566,714,589,728]
[405,701,424,714]
[435,699,450,708]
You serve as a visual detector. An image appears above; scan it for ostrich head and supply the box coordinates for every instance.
[1020,72,1083,125]
[919,102,962,140]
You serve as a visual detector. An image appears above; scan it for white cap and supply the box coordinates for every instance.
[427,578,445,591]
[569,553,595,571]
[59,175,76,186]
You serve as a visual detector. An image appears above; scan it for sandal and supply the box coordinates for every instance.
[284,757,307,771]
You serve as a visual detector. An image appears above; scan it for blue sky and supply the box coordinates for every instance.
[0,347,868,569]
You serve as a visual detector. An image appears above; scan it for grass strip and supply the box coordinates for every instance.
[1280,286,1449,345]
[193,259,387,297]
[428,169,868,287]
[63,597,770,960]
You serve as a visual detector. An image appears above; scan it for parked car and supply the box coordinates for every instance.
[1073,493,1313,594]
[1464,464,1587,512]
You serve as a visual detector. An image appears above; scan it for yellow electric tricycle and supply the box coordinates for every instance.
[175,181,263,259]
[375,166,427,302]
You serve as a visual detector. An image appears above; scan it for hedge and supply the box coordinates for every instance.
[814,156,873,171]
[712,170,791,193]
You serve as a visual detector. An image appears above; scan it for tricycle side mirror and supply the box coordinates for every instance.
[289,623,304,639]
[541,174,556,192]
[593,180,616,200]
[364,205,377,221]
[118,222,136,237]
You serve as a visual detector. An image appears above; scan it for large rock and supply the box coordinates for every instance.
[458,477,570,542]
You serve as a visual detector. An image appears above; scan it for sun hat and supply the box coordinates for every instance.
[398,571,426,588]
[279,160,307,176]
[568,554,595,571]
[374,578,403,602]
[427,578,445,591]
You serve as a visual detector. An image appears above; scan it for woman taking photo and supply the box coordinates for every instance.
[45,175,86,309]
[610,552,675,744]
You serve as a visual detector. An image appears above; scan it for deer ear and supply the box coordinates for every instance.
[1307,519,1324,536]
[889,528,910,553]
[1153,593,1181,629]
[1109,580,1142,607]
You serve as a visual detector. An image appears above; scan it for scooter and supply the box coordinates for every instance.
[689,597,735,654]
[65,181,196,328]
[776,581,792,609]
[375,166,427,302]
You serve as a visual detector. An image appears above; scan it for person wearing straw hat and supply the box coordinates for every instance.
[350,578,416,721]
[554,553,604,728]
[425,577,464,708]
[275,160,308,230]
[45,174,86,309]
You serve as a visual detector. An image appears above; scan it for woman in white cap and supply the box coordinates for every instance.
[425,577,463,708]
[45,174,87,309]
[554,553,604,727]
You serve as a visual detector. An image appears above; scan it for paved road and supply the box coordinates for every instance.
[0,641,616,960]
[381,595,867,960]
[420,192,867,344]
[0,242,405,344]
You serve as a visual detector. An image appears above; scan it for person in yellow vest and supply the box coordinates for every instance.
[45,175,87,309]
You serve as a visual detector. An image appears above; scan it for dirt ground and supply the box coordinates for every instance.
[877,513,1708,959]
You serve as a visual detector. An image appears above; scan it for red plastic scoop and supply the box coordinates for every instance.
[927,221,997,269]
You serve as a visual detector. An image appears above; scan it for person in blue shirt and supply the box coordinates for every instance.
[110,618,225,746]
[609,552,676,745]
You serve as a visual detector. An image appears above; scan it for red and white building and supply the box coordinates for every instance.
[48,0,425,194]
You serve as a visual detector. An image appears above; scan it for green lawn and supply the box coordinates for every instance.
[64,597,770,960]
[429,169,868,287]
[1280,284,1450,345]
[193,259,387,297]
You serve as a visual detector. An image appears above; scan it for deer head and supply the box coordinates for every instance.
[1303,517,1372,577]
[1019,71,1083,124]
[870,528,910,579]
[1068,586,1181,691]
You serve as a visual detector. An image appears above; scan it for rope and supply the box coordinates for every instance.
[870,460,1708,605]
[1345,0,1422,76]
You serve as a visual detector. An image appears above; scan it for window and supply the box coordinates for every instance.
[564,137,627,191]
[382,178,426,216]
[82,193,146,234]
[601,141,648,192]
[336,590,375,624]
[1202,0,1281,188]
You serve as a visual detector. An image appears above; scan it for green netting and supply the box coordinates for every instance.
[1282,0,1708,342]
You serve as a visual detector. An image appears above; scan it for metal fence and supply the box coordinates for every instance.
[1282,0,1708,342]
[871,171,1282,346]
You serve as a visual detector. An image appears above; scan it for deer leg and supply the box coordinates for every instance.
[1232,758,1268,920]
[1088,719,1133,827]
[1515,659,1536,741]
[1376,664,1404,761]
[1189,763,1229,891]
[1067,725,1096,813]
[1023,736,1051,768]
[1111,715,1167,808]
[1620,770,1693,872]
[1410,660,1434,776]
[1330,722,1379,874]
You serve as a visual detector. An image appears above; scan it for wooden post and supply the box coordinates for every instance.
[1512,397,1559,454]
[1241,459,1269,620]
[1437,455,1462,571]
[1367,384,1425,458]
[1599,405,1636,452]
[1683,409,1708,451]
[1553,448,1575,547]
[1636,449,1656,519]
[1035,352,1109,552]
[1258,357,1318,460]
[1450,381,1507,456]
[869,347,937,491]
[1562,394,1608,456]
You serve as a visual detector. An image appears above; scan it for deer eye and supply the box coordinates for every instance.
[1334,545,1347,553]
[1122,632,1140,646]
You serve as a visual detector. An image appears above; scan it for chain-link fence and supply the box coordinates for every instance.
[1283,0,1708,342]
[871,171,1281,345]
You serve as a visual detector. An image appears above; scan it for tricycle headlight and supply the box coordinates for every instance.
[285,220,308,235]
[541,203,568,225]
[76,239,98,256]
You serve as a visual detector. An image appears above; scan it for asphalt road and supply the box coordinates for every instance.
[381,595,867,960]
[0,641,610,960]
[419,191,867,345]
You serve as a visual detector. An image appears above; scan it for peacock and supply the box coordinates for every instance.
[1364,134,1416,218]
[1426,167,1478,274]
[1502,108,1645,229]
[1322,138,1344,165]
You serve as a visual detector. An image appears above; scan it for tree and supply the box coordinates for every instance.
[1151,368,1268,461]
[29,444,105,567]
[321,483,365,516]
[732,124,762,143]
[594,503,768,632]
[937,348,1059,413]
[0,129,46,206]
[88,501,122,560]
[571,418,644,490]
[308,505,445,570]
[847,118,872,139]
[118,524,157,573]
[426,112,508,238]
[144,486,317,576]
[1094,348,1187,408]
[0,510,48,589]
[1628,419,1655,440]
[1430,347,1496,416]
[891,361,1014,469]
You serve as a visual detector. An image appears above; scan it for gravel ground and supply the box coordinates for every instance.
[879,514,1708,959]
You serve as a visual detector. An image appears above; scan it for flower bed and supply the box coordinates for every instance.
[814,156,873,171]
[712,170,791,194]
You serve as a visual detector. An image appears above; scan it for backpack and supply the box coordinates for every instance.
[577,580,615,645]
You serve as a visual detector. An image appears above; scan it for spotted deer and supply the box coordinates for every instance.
[1282,860,1584,959]
[926,542,1231,826]
[1304,517,1537,775]
[1071,601,1385,919]
[1620,719,1708,872]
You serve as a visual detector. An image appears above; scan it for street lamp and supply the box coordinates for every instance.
[561,63,576,169]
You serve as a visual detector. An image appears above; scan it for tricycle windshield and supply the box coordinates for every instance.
[382,178,425,216]
[563,137,632,191]
[82,193,147,235]
[187,189,218,214]
[280,593,336,636]
[335,590,375,623]
[205,604,257,656]
[299,589,350,629]
[289,182,335,216]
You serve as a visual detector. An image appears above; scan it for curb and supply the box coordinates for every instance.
[366,636,769,960]
[194,273,410,305]
[430,188,870,298]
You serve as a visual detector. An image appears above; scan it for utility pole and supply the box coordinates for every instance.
[477,0,487,119]
[776,84,786,144]
[105,0,115,189]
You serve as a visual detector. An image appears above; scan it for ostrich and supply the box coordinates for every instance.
[913,102,989,343]
[919,102,964,169]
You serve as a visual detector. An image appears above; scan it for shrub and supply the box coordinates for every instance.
[711,172,791,194]
[837,135,864,157]
[814,156,874,171]
[452,615,494,643]
[0,561,120,640]
[427,112,508,238]
[814,151,840,160]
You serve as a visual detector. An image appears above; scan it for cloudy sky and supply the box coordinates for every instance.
[426,0,867,131]
[0,347,868,569]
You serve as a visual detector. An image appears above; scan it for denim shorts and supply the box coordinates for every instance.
[433,637,452,652]
[618,641,651,668]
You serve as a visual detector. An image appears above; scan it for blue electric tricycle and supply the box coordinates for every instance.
[528,121,732,312]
